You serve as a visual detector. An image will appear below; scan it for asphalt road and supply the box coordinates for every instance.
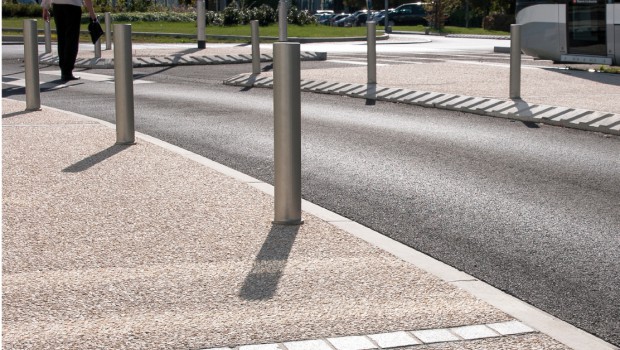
[3,57,620,347]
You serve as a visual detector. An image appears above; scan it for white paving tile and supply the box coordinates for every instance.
[239,344,281,350]
[369,331,421,348]
[412,329,460,344]
[283,339,333,350]
[488,321,536,335]
[327,335,376,350]
[451,325,498,340]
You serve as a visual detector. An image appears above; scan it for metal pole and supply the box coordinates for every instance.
[367,21,377,85]
[384,0,389,33]
[278,0,288,41]
[510,24,522,99]
[251,20,261,74]
[105,12,112,50]
[273,42,303,225]
[113,24,135,145]
[44,20,52,54]
[197,0,206,49]
[94,38,101,58]
[23,19,41,111]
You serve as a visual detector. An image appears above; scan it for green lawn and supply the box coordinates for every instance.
[3,17,509,43]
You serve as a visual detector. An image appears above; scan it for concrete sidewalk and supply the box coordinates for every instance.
[4,98,600,350]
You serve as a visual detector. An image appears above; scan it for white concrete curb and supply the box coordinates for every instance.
[223,73,620,137]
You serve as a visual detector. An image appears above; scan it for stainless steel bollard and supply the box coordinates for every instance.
[95,38,101,58]
[113,24,135,145]
[197,0,206,49]
[278,0,287,42]
[105,12,112,50]
[251,20,261,74]
[24,19,41,111]
[367,21,377,85]
[510,24,522,99]
[44,20,52,54]
[273,42,303,225]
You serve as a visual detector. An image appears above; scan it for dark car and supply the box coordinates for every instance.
[378,3,427,26]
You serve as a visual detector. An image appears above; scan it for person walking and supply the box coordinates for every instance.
[42,0,97,81]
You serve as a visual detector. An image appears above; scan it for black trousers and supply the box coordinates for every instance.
[52,3,82,77]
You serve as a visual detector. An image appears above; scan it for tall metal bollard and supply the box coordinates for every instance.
[367,21,377,85]
[197,0,206,49]
[510,24,522,99]
[113,24,135,145]
[278,0,287,41]
[24,19,41,111]
[44,20,52,54]
[273,42,303,225]
[251,20,261,74]
[105,12,112,50]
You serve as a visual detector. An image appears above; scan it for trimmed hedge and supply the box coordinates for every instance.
[2,1,316,26]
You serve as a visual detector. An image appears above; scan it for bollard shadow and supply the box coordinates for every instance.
[365,83,377,105]
[133,66,174,80]
[2,110,32,119]
[239,225,300,301]
[62,144,131,173]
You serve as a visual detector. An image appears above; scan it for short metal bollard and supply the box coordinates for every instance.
[510,24,522,99]
[95,38,101,58]
[273,42,303,225]
[113,24,135,145]
[105,12,112,50]
[24,19,41,111]
[44,20,52,54]
[197,0,206,49]
[251,20,261,75]
[367,21,377,85]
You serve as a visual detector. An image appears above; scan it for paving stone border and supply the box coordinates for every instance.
[201,320,536,350]
[38,51,327,69]
[224,73,620,136]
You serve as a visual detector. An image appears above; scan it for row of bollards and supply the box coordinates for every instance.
[24,19,135,145]
[24,14,522,226]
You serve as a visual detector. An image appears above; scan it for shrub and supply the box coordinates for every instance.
[2,3,42,18]
[482,13,514,32]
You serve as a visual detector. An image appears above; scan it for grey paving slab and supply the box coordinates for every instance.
[551,109,591,122]
[239,344,281,350]
[533,107,572,120]
[590,114,620,127]
[570,111,614,125]
[283,339,333,350]
[439,95,474,109]
[450,325,498,340]
[488,321,536,336]
[327,336,375,350]
[412,329,460,344]
[453,97,489,110]
[368,331,421,348]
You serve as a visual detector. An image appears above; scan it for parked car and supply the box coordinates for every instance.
[328,13,348,26]
[377,3,427,26]
[335,10,370,27]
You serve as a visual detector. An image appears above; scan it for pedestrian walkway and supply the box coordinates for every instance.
[5,98,610,350]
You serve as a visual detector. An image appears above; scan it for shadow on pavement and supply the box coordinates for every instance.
[239,225,299,301]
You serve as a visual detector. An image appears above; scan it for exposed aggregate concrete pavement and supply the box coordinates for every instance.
[2,98,575,349]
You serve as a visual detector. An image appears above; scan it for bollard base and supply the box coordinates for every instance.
[272,219,304,226]
[198,41,206,49]
[25,107,42,112]
[115,141,136,145]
